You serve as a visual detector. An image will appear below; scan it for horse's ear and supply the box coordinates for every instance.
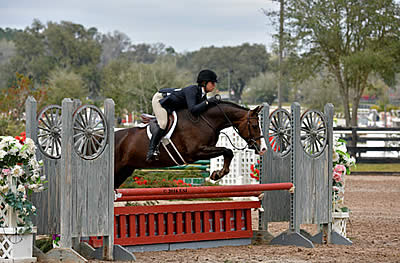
[252,105,264,115]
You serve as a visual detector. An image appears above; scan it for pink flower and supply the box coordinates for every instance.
[1,169,10,176]
[334,164,346,175]
[333,172,342,182]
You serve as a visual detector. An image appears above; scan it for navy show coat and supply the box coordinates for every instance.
[158,85,208,116]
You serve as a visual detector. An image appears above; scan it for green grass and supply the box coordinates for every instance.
[350,163,400,172]
[120,169,218,188]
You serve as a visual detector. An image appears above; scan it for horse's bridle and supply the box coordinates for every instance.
[200,103,263,152]
[245,110,264,152]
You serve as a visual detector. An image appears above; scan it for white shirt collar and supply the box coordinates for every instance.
[201,87,206,97]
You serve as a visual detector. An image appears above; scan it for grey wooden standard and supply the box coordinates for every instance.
[26,97,134,261]
[259,103,352,247]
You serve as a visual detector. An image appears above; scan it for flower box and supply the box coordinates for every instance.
[0,226,37,262]
[0,135,46,262]
[332,211,350,238]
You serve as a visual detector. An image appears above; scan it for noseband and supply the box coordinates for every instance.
[200,104,263,152]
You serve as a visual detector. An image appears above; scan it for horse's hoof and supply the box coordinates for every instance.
[210,171,223,181]
[210,171,218,181]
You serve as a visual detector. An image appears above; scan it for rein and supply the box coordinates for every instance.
[200,103,263,152]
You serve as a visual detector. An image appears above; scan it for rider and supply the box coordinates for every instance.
[146,69,220,161]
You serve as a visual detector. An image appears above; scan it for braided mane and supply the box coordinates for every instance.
[218,100,250,111]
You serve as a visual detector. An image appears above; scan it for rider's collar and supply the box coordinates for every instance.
[201,87,206,97]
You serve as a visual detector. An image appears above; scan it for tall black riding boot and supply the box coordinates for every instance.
[146,125,165,161]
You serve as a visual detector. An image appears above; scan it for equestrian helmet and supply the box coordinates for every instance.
[197,69,218,84]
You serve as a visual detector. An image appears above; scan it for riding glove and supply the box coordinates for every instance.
[207,97,220,104]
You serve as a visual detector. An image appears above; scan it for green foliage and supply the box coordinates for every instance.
[0,118,24,137]
[179,43,270,102]
[351,163,400,172]
[267,54,292,103]
[45,21,100,68]
[0,73,47,136]
[0,39,15,67]
[35,236,53,253]
[276,0,400,126]
[120,169,207,189]
[99,31,131,67]
[1,190,35,231]
[296,73,341,111]
[122,43,170,64]
[1,20,273,112]
[45,21,102,97]
[1,20,102,97]
[101,58,191,115]
[242,72,277,105]
[0,136,46,232]
[119,169,226,202]
[45,68,89,105]
[365,76,388,99]
[0,28,22,41]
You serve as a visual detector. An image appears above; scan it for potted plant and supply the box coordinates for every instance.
[332,136,356,237]
[0,132,46,261]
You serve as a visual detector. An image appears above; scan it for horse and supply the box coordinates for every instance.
[114,101,265,188]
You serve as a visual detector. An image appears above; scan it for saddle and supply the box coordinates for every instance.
[140,112,177,140]
[140,111,186,165]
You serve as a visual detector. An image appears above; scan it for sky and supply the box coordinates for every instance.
[0,0,278,53]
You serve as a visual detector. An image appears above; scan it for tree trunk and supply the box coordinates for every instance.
[278,0,284,108]
[343,94,351,127]
[351,101,358,127]
[351,73,369,127]
[332,66,351,127]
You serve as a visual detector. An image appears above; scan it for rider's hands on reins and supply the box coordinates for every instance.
[207,94,221,104]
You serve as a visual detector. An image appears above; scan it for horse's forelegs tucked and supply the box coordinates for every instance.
[195,146,233,181]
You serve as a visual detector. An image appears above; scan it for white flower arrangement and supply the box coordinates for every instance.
[332,136,356,212]
[0,133,46,232]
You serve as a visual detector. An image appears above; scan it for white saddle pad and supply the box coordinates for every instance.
[146,111,178,140]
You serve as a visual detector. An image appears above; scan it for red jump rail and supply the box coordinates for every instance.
[116,182,293,201]
[116,191,262,201]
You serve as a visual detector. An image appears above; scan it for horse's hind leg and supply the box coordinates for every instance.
[195,146,233,181]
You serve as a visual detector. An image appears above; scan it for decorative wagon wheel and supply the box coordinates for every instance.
[300,110,328,157]
[37,105,62,159]
[72,105,108,160]
[267,108,292,156]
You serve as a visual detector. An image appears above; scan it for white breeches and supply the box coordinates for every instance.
[152,92,168,129]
